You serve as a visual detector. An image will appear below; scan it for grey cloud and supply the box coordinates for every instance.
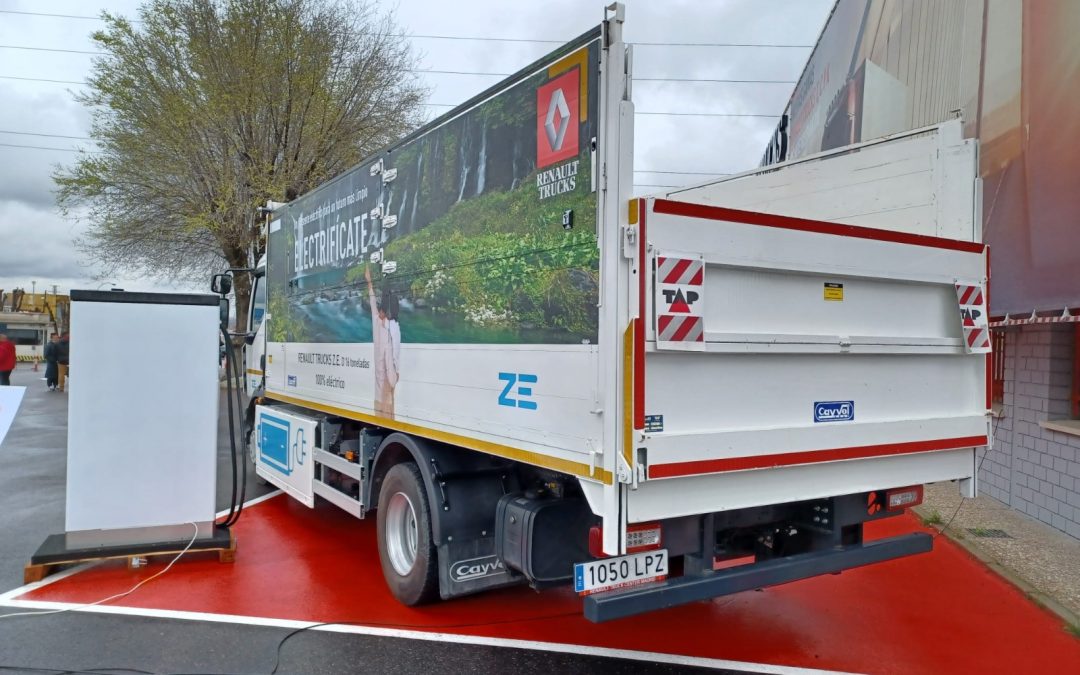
[0,84,93,208]
[0,202,197,293]
[0,201,88,279]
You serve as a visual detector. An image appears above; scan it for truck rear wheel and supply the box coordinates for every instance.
[377,462,439,605]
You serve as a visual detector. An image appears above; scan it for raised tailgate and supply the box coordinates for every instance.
[628,198,989,522]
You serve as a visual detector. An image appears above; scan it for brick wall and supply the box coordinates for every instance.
[986,324,1080,540]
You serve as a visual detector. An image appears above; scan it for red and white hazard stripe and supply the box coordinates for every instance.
[955,283,990,352]
[956,284,983,307]
[965,328,989,350]
[657,256,703,285]
[990,312,1080,328]
[658,315,704,342]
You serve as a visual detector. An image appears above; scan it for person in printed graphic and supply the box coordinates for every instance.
[365,264,401,418]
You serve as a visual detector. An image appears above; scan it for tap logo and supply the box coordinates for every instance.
[536,68,580,168]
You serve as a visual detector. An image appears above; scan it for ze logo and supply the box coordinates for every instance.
[960,307,983,324]
[662,287,699,313]
[498,372,538,410]
[536,68,580,168]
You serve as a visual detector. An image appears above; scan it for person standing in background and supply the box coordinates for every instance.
[0,334,15,386]
[44,334,60,391]
[57,333,70,392]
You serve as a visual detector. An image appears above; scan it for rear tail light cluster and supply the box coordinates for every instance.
[588,522,663,558]
[625,523,663,552]
[885,485,924,511]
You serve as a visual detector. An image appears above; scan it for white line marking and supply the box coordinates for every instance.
[0,562,98,603]
[0,598,858,674]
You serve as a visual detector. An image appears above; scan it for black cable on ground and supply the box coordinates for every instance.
[932,420,996,540]
[266,611,582,675]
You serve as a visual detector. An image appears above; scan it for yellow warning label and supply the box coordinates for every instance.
[824,282,844,301]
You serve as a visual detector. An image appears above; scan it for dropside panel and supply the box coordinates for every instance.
[665,120,978,242]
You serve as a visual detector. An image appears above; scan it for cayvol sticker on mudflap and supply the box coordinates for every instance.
[449,555,506,582]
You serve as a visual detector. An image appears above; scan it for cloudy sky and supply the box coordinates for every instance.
[0,0,832,294]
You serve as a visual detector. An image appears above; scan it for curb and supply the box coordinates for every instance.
[929,521,1080,634]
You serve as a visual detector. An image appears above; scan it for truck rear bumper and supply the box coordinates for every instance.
[583,532,932,622]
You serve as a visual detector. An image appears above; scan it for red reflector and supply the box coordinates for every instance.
[588,523,664,557]
[588,525,605,558]
[885,485,924,511]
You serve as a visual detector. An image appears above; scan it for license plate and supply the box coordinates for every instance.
[574,549,668,595]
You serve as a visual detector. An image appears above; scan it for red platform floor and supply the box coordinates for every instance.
[4,492,1079,674]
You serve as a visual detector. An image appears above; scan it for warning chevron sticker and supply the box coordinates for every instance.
[955,282,990,353]
[655,252,705,350]
[657,256,704,285]
[658,314,703,342]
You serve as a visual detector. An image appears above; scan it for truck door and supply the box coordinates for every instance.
[245,271,267,394]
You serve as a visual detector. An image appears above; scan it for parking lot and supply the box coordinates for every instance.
[2,365,1079,674]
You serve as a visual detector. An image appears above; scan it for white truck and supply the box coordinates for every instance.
[235,5,990,622]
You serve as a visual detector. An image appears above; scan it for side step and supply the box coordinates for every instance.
[583,532,932,623]
[313,448,365,518]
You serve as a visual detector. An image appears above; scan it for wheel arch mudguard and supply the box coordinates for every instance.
[369,432,514,545]
[370,432,524,599]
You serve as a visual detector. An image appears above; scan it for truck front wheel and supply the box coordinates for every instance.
[376,462,439,605]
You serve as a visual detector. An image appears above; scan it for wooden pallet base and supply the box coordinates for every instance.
[23,530,236,584]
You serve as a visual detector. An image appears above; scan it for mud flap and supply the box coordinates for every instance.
[438,538,523,599]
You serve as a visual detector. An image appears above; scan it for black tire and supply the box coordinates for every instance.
[376,462,439,605]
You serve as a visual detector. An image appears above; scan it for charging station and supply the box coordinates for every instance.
[26,290,233,580]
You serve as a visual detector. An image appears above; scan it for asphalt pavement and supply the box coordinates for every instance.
[0,365,716,675]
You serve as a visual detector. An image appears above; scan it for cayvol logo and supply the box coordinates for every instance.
[814,401,854,423]
[536,68,580,168]
[450,555,506,583]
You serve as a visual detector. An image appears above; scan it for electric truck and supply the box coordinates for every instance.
[235,5,990,621]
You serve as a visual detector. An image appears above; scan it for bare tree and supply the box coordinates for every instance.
[55,0,427,321]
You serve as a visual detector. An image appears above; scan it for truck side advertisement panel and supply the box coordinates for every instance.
[265,35,603,462]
